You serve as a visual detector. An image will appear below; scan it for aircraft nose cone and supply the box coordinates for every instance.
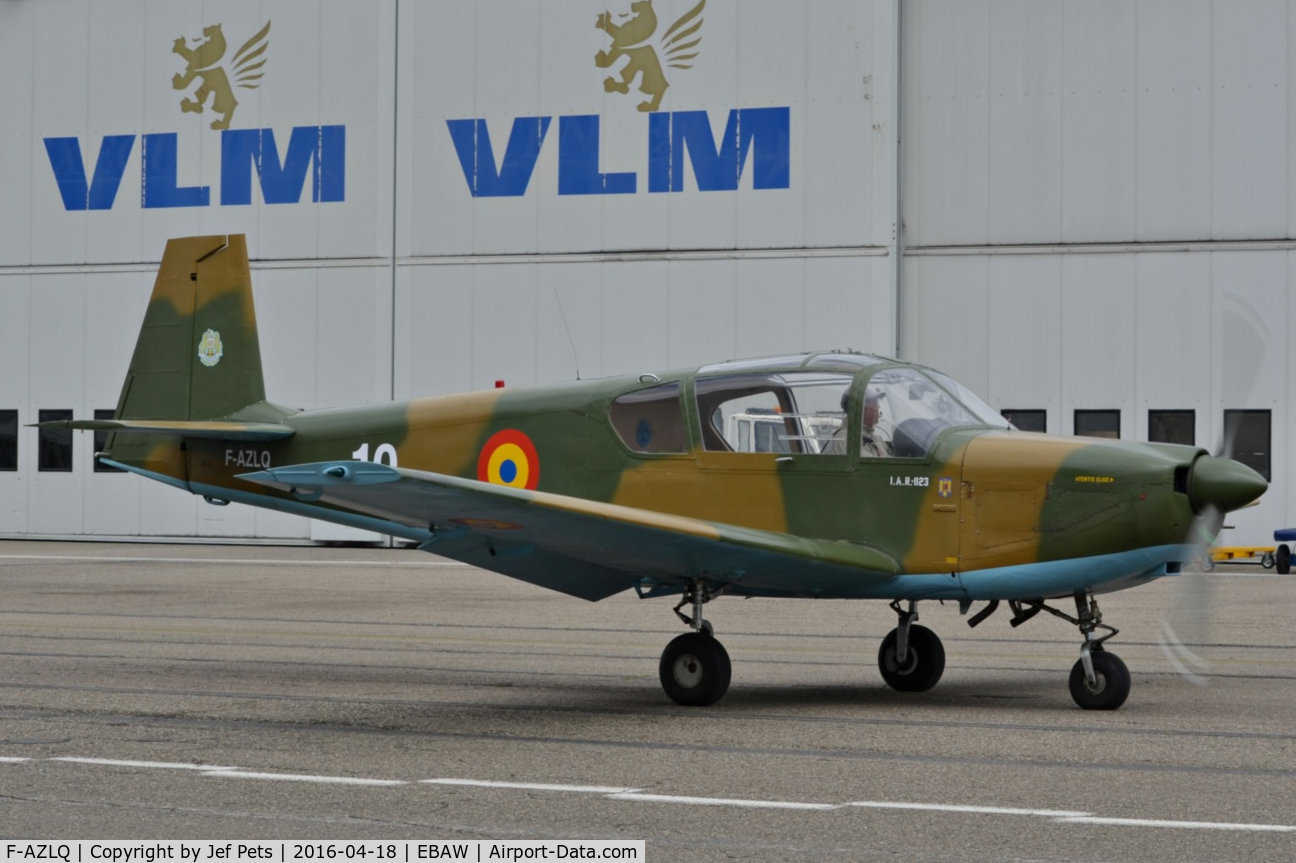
[1189,455,1268,513]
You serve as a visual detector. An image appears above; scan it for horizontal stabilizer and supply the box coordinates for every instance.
[31,419,295,441]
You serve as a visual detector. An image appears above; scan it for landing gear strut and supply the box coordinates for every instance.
[878,600,946,692]
[658,580,731,706]
[1011,591,1130,710]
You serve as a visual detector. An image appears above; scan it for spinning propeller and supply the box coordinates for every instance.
[1158,477,1225,687]
[1158,294,1271,685]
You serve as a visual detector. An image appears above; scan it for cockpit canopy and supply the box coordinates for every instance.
[608,353,1010,459]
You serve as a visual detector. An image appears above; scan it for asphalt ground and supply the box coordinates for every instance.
[0,539,1293,862]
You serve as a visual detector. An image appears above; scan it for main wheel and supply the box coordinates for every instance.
[1068,649,1130,710]
[659,632,731,706]
[1277,544,1291,575]
[878,624,945,692]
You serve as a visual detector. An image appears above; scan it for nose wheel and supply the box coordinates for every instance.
[1068,647,1130,710]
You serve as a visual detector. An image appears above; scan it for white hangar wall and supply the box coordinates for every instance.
[899,0,1296,544]
[0,0,898,539]
[1,0,1292,545]
[392,0,899,393]
[1,264,392,538]
[902,0,1296,248]
[0,0,401,539]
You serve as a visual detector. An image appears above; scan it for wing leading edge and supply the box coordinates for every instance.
[239,461,900,601]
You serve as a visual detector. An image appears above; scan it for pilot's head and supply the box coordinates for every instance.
[863,390,883,429]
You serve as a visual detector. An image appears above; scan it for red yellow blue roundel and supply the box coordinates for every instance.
[477,429,540,489]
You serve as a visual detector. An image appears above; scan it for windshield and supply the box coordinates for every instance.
[922,369,1012,429]
[862,367,1009,457]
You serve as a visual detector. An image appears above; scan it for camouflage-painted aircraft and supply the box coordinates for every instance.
[43,235,1268,710]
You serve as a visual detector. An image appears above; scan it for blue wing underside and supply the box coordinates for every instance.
[239,461,900,602]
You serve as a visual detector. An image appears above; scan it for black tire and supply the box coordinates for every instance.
[1277,544,1291,575]
[878,624,945,692]
[1068,649,1130,710]
[659,632,731,706]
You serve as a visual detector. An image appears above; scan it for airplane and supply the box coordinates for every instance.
[40,234,1269,711]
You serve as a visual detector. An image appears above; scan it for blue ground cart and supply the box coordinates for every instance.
[1272,529,1296,574]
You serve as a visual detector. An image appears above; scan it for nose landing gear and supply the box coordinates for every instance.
[1066,592,1129,710]
[1011,591,1130,710]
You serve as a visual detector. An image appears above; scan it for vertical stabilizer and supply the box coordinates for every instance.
[116,234,267,421]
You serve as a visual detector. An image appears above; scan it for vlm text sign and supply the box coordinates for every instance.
[43,126,346,210]
[447,108,789,197]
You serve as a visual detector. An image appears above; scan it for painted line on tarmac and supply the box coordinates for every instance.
[610,791,837,810]
[847,800,1089,818]
[205,769,407,787]
[52,756,237,771]
[423,778,637,794]
[1057,815,1296,832]
[8,755,1295,833]
[46,757,406,787]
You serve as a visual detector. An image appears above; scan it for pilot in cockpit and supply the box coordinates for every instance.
[860,389,893,457]
[822,388,893,457]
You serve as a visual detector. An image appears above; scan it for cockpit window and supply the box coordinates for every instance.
[695,373,852,454]
[859,367,1008,458]
[610,382,687,453]
[923,369,1013,429]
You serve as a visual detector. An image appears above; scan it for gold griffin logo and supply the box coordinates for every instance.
[595,0,705,112]
[171,21,272,130]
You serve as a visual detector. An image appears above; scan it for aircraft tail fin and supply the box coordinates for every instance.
[30,235,295,482]
[116,234,274,423]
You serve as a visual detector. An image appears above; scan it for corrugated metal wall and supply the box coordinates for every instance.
[0,0,897,539]
[900,0,1294,543]
[1,0,1291,543]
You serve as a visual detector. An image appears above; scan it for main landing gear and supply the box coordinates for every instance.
[878,600,946,692]
[658,580,731,706]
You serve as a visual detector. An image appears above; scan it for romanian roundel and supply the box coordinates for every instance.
[477,429,540,490]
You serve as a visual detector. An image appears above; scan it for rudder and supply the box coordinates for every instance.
[116,234,268,422]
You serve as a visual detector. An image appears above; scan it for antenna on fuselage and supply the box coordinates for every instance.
[550,284,582,381]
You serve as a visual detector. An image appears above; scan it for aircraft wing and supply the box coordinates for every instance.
[240,461,900,601]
